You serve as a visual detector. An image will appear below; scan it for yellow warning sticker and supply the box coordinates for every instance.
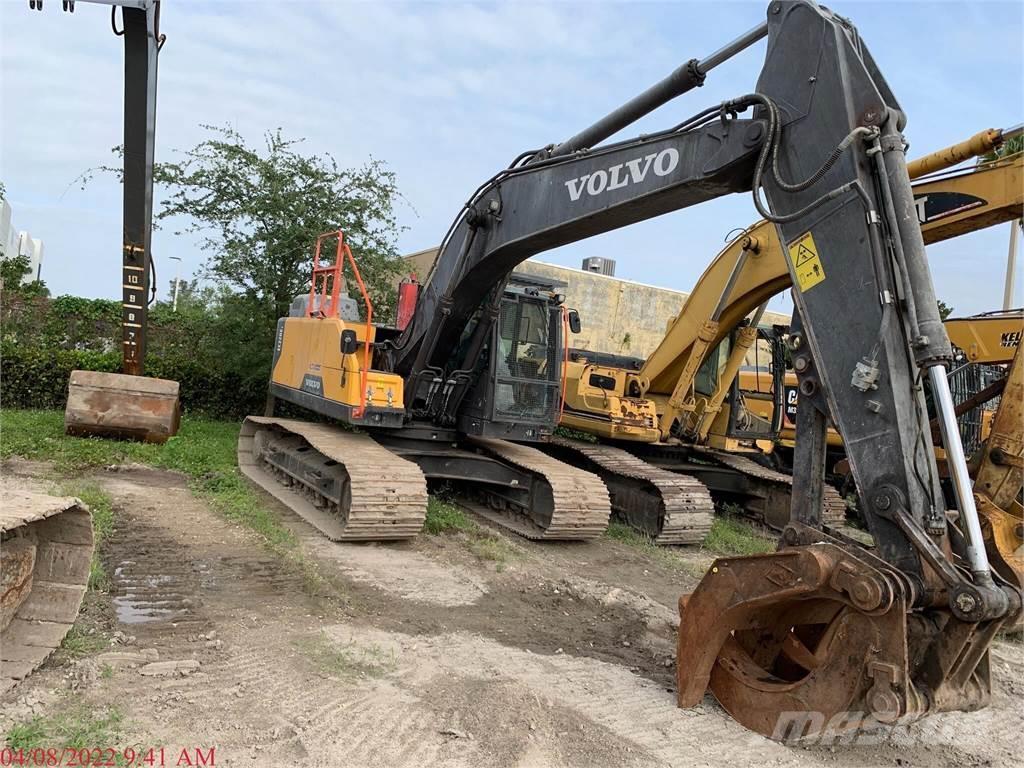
[789,232,826,292]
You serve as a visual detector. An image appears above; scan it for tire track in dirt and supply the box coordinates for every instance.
[332,625,777,768]
[86,470,471,766]
[6,461,1020,768]
[318,622,1024,768]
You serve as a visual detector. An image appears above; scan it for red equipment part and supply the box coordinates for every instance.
[397,275,419,331]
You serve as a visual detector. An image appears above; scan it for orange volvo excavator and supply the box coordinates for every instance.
[239,0,1020,739]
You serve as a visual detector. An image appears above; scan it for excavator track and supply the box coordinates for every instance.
[464,437,611,540]
[238,417,428,541]
[546,438,714,545]
[697,447,848,528]
[2,485,94,694]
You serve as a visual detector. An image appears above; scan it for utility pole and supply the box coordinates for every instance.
[1004,220,1021,310]
[170,255,182,312]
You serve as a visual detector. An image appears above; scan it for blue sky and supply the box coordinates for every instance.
[2,0,1021,317]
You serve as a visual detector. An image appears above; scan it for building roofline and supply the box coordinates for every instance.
[401,248,790,321]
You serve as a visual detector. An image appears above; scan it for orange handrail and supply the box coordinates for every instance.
[308,229,374,419]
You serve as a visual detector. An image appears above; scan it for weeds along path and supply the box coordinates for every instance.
[1,456,1022,768]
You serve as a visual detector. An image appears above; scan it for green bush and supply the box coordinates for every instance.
[0,289,275,418]
[0,341,267,418]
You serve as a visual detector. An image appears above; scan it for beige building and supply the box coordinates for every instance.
[402,247,790,361]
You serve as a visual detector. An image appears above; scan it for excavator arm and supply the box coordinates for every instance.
[390,119,767,420]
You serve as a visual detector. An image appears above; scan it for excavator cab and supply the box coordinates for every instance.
[458,274,568,440]
[677,324,786,450]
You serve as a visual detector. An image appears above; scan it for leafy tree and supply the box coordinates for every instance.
[153,277,217,315]
[0,253,49,298]
[0,182,49,297]
[937,299,954,320]
[85,124,406,374]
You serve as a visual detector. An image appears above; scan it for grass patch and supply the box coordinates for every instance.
[5,706,124,752]
[701,514,775,557]
[603,520,718,579]
[604,520,651,547]
[424,496,475,535]
[466,533,517,566]
[55,481,114,591]
[553,426,598,443]
[422,495,518,569]
[604,513,775,560]
[604,519,688,557]
[297,632,396,679]
[0,409,295,553]
[58,625,108,657]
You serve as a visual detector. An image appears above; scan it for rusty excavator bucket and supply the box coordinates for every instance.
[65,370,181,444]
[676,528,1011,741]
[1,484,95,693]
[687,328,1024,735]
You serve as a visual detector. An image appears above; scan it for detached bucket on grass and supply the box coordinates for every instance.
[64,370,181,444]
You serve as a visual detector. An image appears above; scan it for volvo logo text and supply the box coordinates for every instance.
[564,148,680,202]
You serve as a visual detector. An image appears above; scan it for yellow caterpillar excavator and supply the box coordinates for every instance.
[971,332,1023,590]
[242,0,1020,739]
[558,131,1023,538]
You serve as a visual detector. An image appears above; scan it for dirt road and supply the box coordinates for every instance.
[2,460,1021,767]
